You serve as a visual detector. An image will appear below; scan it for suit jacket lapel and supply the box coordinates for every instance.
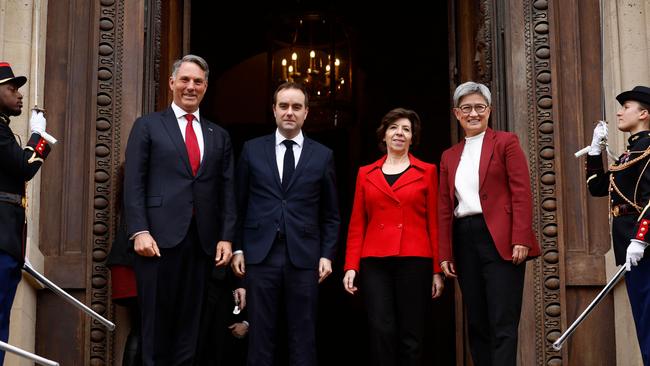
[161,108,193,176]
[264,134,283,190]
[447,141,464,201]
[195,117,212,177]
[366,157,400,203]
[392,161,424,191]
[479,128,495,189]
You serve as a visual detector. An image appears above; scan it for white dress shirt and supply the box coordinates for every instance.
[454,131,485,218]
[275,129,304,182]
[171,102,204,161]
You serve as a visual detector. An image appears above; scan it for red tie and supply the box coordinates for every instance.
[184,114,200,176]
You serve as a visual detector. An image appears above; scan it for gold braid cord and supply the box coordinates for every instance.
[609,148,650,171]
[609,174,642,211]
[608,146,650,212]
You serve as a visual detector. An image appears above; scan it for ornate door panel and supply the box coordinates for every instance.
[548,0,615,364]
[38,0,146,364]
[38,1,99,364]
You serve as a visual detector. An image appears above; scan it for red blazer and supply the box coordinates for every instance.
[438,128,541,263]
[344,154,441,272]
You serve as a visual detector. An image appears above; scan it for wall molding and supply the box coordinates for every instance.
[89,0,125,364]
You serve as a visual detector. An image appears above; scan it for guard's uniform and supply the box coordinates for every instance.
[586,130,650,364]
[0,112,50,358]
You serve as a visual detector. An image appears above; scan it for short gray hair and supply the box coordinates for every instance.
[453,81,491,106]
[171,54,209,80]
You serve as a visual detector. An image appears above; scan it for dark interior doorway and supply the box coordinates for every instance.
[189,1,454,364]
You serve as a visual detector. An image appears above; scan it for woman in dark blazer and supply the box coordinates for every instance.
[343,107,444,366]
[438,81,541,366]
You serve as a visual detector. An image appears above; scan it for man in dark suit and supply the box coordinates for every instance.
[231,82,340,366]
[124,54,236,366]
[0,62,55,363]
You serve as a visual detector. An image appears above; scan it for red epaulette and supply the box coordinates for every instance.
[636,219,650,240]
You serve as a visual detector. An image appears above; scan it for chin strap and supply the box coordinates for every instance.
[0,112,10,126]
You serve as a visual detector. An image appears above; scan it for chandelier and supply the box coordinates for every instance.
[270,13,352,126]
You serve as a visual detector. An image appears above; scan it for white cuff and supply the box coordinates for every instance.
[631,239,649,248]
[130,230,150,240]
[40,131,58,145]
[587,146,602,156]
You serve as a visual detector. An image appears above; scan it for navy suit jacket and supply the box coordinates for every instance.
[235,133,340,269]
[124,107,236,256]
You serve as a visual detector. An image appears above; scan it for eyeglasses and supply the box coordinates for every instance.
[457,104,489,115]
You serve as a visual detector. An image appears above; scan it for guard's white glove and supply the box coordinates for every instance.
[29,110,57,144]
[625,239,648,271]
[29,110,46,135]
[588,121,608,156]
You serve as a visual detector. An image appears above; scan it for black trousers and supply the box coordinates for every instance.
[246,236,318,366]
[360,256,433,366]
[135,220,210,366]
[625,254,650,366]
[453,215,525,366]
[194,268,233,366]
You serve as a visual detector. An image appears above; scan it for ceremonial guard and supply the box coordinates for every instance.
[0,62,55,363]
[586,86,650,365]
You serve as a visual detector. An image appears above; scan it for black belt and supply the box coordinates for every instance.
[611,203,639,217]
[455,213,484,223]
[0,192,23,207]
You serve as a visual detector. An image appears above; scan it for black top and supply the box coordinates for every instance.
[383,166,411,186]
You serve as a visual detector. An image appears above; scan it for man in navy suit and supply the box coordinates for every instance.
[231,82,340,366]
[124,54,236,365]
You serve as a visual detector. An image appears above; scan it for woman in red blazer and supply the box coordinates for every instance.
[343,108,444,365]
[438,81,540,366]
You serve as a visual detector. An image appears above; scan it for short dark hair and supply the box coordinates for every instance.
[376,108,421,152]
[272,82,309,108]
